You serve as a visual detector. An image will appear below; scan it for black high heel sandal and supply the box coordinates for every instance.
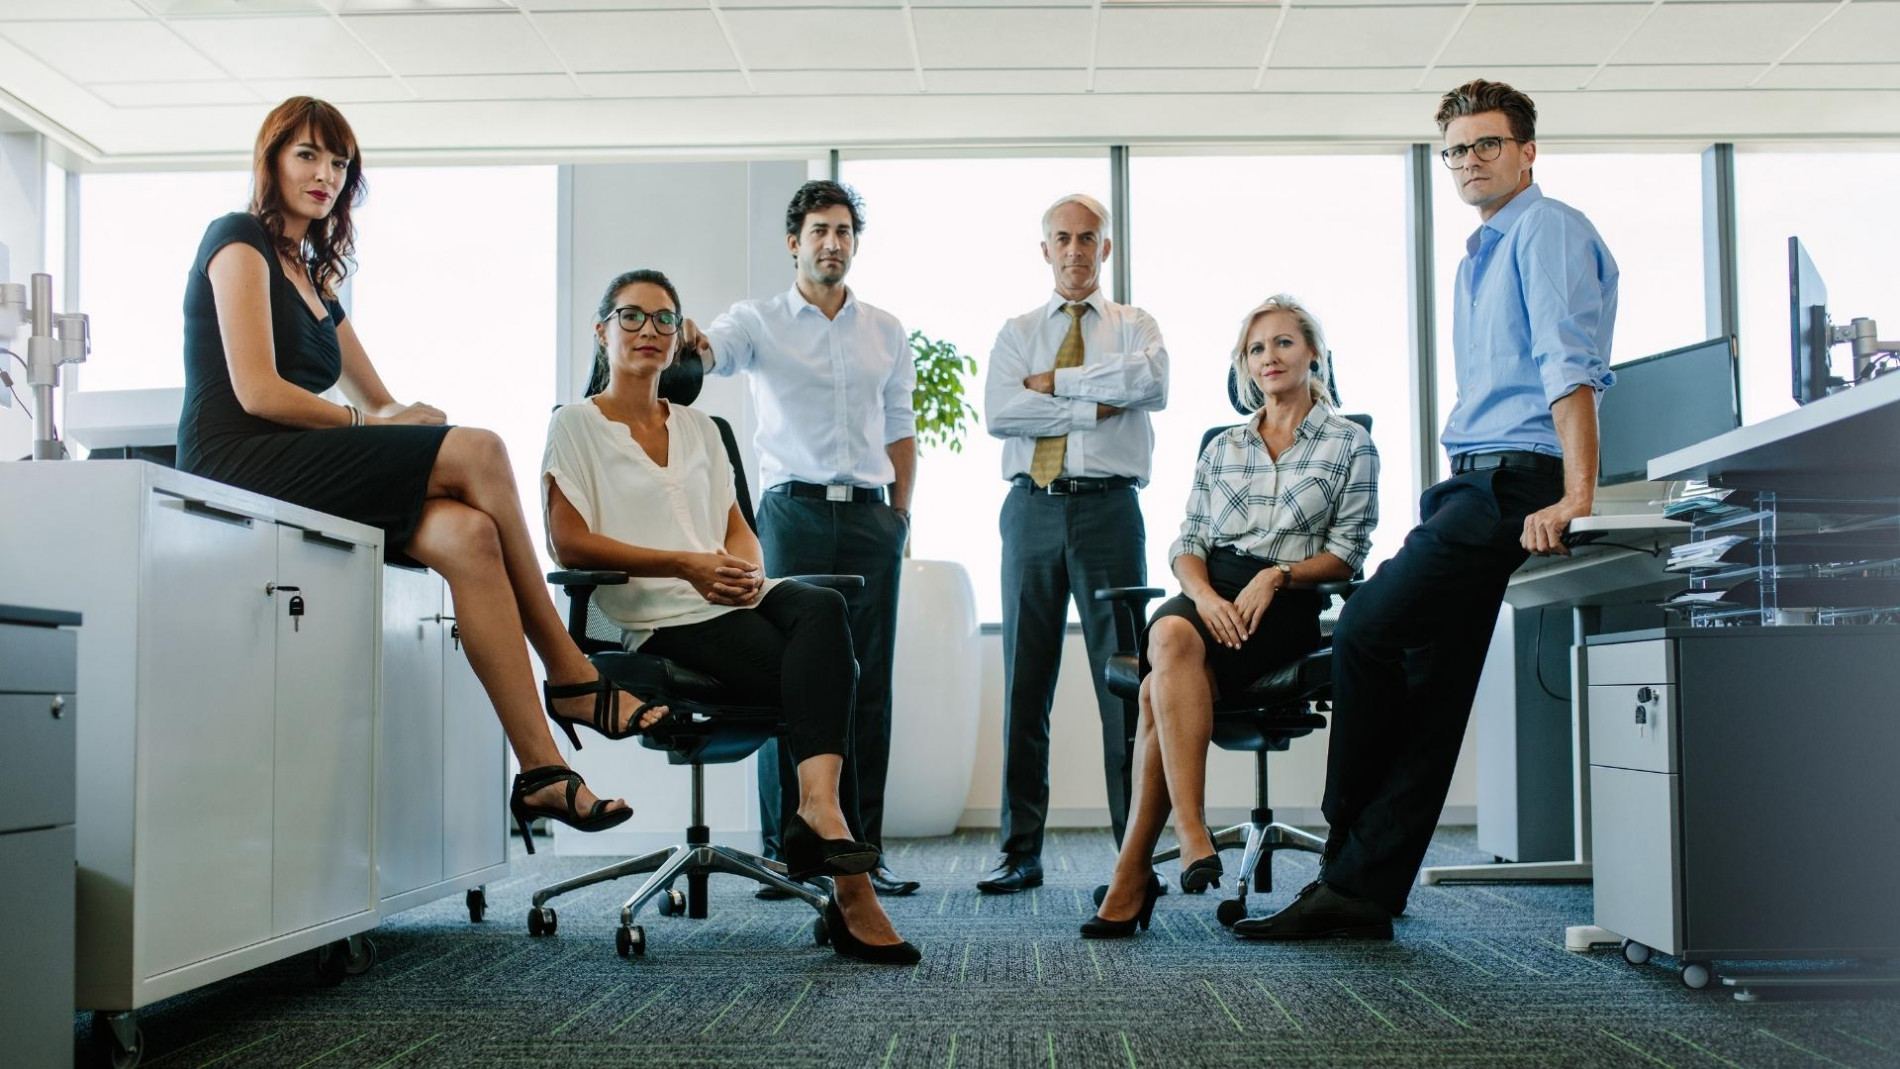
[1179,854,1224,894]
[1080,873,1163,939]
[782,813,880,881]
[542,674,667,750]
[823,898,921,964]
[509,765,632,855]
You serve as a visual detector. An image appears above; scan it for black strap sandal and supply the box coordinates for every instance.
[508,765,632,855]
[541,674,667,750]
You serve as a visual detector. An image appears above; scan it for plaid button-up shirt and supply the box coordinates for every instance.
[1167,405,1380,573]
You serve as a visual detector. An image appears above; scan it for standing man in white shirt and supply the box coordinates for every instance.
[680,180,922,897]
[976,193,1170,895]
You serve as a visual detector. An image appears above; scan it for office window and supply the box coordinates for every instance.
[1131,151,1415,584]
[839,155,1113,623]
[76,170,253,392]
[1431,151,1707,455]
[346,165,559,569]
[1734,150,1900,425]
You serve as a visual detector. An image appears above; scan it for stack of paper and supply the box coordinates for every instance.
[1667,535,1749,572]
[1662,482,1751,521]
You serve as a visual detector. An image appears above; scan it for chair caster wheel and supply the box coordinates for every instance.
[1622,939,1651,965]
[1216,898,1249,927]
[1680,962,1711,990]
[343,935,376,975]
[466,887,487,923]
[658,889,686,917]
[616,924,646,958]
[92,1012,143,1069]
[528,906,557,936]
[813,913,830,947]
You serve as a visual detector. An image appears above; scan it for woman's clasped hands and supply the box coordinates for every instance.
[681,549,763,606]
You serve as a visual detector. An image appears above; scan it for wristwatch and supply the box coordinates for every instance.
[1274,562,1292,585]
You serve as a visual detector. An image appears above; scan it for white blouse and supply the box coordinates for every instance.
[541,399,777,650]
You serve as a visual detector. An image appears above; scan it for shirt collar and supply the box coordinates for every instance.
[787,282,856,318]
[1244,402,1327,445]
[1467,182,1543,256]
[1046,288,1107,319]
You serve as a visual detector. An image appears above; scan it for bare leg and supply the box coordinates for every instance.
[1146,617,1218,867]
[793,753,904,946]
[423,427,656,733]
[405,498,624,816]
[1097,678,1174,920]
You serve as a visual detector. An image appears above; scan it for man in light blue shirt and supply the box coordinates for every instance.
[1237,79,1617,941]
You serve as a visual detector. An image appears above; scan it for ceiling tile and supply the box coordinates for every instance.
[1439,4,1652,67]
[1758,62,1900,90]
[408,73,580,99]
[1256,66,1424,92]
[533,10,737,72]
[340,12,563,75]
[720,7,913,71]
[911,6,1095,69]
[572,70,752,96]
[723,0,902,7]
[91,80,261,107]
[171,15,388,79]
[1591,64,1767,90]
[750,70,921,94]
[922,67,1086,93]
[158,0,332,14]
[1093,67,1256,93]
[517,0,709,7]
[0,20,227,82]
[0,1,148,17]
[1271,6,1466,68]
[1612,3,1834,66]
[337,0,517,10]
[1430,65,1594,92]
[1095,6,1278,68]
[1786,2,1900,65]
[250,75,413,103]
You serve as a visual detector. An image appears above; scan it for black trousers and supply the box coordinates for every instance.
[998,483,1146,858]
[1321,466,1563,915]
[755,493,906,858]
[639,581,856,764]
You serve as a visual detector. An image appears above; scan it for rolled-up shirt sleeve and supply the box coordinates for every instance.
[1166,439,1220,563]
[985,319,1084,439]
[1052,309,1169,412]
[540,409,597,565]
[883,318,918,443]
[1321,432,1380,573]
[1522,212,1618,406]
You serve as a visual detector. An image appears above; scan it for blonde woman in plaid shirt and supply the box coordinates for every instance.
[1082,294,1378,938]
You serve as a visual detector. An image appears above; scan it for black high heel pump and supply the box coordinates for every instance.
[1080,873,1163,939]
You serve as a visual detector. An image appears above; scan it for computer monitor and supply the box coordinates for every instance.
[1790,236,1839,405]
[1596,336,1742,486]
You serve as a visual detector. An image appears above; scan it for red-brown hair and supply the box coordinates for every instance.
[248,97,364,300]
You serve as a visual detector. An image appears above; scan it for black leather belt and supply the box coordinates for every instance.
[1010,474,1139,495]
[768,481,886,504]
[1451,451,1563,477]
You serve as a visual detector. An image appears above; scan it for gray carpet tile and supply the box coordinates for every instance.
[77,828,1900,1068]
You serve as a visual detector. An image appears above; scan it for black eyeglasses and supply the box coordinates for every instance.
[605,306,680,334]
[1439,136,1528,168]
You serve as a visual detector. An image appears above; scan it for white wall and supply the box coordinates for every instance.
[0,131,43,468]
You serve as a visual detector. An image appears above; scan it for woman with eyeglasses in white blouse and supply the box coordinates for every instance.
[1082,294,1380,938]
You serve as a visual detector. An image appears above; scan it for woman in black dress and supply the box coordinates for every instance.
[178,97,660,842]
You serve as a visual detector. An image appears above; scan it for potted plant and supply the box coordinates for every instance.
[886,330,984,837]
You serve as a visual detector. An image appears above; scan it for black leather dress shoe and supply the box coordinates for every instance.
[1232,881,1393,941]
[975,854,1042,894]
[755,884,795,900]
[868,865,921,896]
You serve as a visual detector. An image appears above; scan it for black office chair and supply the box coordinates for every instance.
[1095,370,1369,927]
[525,350,855,959]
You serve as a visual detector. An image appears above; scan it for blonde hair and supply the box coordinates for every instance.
[1230,294,1333,411]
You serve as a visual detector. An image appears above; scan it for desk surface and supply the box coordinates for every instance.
[1647,371,1900,494]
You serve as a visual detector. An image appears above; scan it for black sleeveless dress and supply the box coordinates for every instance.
[177,213,451,562]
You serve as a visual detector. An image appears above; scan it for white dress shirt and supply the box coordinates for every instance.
[541,399,778,651]
[984,289,1169,484]
[704,284,916,491]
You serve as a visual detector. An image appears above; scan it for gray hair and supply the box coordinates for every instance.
[1041,193,1111,240]
[1230,293,1334,411]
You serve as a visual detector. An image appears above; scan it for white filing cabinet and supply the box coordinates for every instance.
[0,461,382,1038]
[378,564,509,919]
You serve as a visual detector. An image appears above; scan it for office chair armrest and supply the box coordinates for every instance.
[1092,586,1166,603]
[786,574,866,589]
[1314,579,1361,600]
[547,569,632,587]
[1093,586,1166,657]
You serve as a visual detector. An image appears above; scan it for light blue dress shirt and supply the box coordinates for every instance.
[705,284,916,491]
[1442,184,1618,459]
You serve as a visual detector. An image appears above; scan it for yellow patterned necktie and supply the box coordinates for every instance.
[1028,302,1087,487]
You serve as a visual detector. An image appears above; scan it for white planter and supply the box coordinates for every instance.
[884,559,982,837]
